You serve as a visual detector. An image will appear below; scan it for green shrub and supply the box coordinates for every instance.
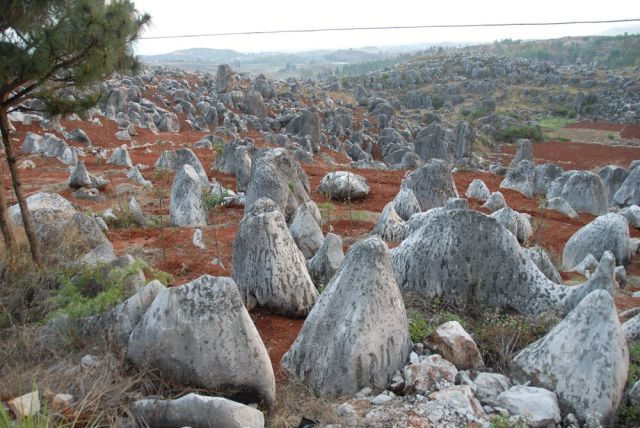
[618,341,640,426]
[495,125,543,143]
[202,189,230,211]
[432,94,444,110]
[54,260,146,319]
[408,309,428,342]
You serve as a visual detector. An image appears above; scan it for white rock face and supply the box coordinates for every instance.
[155,148,209,186]
[282,236,412,397]
[169,164,208,227]
[512,290,628,424]
[318,171,370,201]
[425,321,483,370]
[523,247,562,283]
[534,163,564,196]
[393,186,421,221]
[232,198,318,316]
[402,159,458,211]
[68,161,92,189]
[391,209,617,315]
[473,372,511,406]
[127,165,152,188]
[428,385,485,420]
[372,202,407,242]
[623,312,640,341]
[620,204,640,228]
[511,138,533,165]
[107,147,133,168]
[132,394,264,428]
[547,170,608,216]
[614,165,640,207]
[562,213,630,269]
[482,191,507,212]
[465,178,490,201]
[403,354,458,394]
[546,197,578,218]
[289,201,324,259]
[306,233,344,287]
[8,192,76,225]
[500,160,535,198]
[127,275,276,407]
[496,385,561,428]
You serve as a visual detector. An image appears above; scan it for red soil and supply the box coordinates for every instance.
[566,121,625,132]
[621,124,640,140]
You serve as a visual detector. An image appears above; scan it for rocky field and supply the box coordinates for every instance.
[2,50,640,427]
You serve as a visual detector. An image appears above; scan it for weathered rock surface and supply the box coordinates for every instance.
[614,165,640,207]
[547,170,608,216]
[318,171,370,201]
[403,354,458,394]
[562,213,630,269]
[128,275,276,407]
[465,178,490,201]
[392,186,421,221]
[244,148,310,221]
[425,321,483,370]
[372,202,406,242]
[598,165,629,205]
[546,197,578,218]
[232,198,318,316]
[481,191,507,212]
[391,209,616,315]
[523,247,562,283]
[169,164,208,227]
[107,147,133,168]
[402,159,458,211]
[155,148,209,185]
[282,236,412,397]
[415,122,454,163]
[289,201,324,259]
[473,372,511,406]
[306,233,344,287]
[534,163,564,196]
[512,290,628,424]
[500,160,535,198]
[132,394,264,428]
[510,138,533,166]
[496,385,561,428]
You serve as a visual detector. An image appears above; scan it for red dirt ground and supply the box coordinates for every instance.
[567,121,625,132]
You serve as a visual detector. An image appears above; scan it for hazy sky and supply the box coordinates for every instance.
[132,0,640,55]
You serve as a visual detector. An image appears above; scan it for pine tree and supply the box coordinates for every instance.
[0,0,149,268]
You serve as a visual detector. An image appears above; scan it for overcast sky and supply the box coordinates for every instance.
[132,0,640,55]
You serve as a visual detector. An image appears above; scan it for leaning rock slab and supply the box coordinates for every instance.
[393,186,421,221]
[614,165,640,207]
[512,290,628,424]
[132,393,264,428]
[128,275,276,407]
[232,198,318,316]
[372,202,406,242]
[289,201,324,259]
[282,236,412,397]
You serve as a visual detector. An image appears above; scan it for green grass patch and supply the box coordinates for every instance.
[538,117,575,131]
[495,125,543,143]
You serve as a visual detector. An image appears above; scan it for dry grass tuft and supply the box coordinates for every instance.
[267,379,345,427]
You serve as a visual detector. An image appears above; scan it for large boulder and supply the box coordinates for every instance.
[372,202,406,242]
[500,160,535,198]
[128,275,276,407]
[465,179,490,202]
[306,233,344,288]
[132,394,264,428]
[453,121,475,159]
[391,209,616,315]
[402,159,458,211]
[598,165,629,205]
[281,237,412,397]
[547,170,608,216]
[67,161,92,189]
[534,163,563,196]
[512,290,628,424]
[392,186,421,221]
[286,109,321,152]
[216,64,236,93]
[562,213,630,269]
[613,165,640,207]
[232,198,318,316]
[169,164,208,227]
[155,148,209,186]
[496,386,561,428]
[244,148,310,222]
[318,171,369,201]
[415,122,454,163]
[403,354,458,395]
[481,191,507,212]
[510,139,533,166]
[289,201,324,259]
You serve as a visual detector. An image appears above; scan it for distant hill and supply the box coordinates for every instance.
[141,48,245,64]
[599,25,640,36]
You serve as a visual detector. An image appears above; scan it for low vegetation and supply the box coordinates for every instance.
[495,125,543,143]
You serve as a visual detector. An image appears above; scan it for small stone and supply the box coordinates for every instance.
[51,394,74,411]
[8,391,40,418]
[81,354,98,368]
[355,387,372,398]
[18,160,36,170]
[371,393,393,405]
[193,228,206,249]
[409,351,420,364]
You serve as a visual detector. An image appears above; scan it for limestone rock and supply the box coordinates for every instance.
[306,233,344,287]
[500,160,535,198]
[372,202,406,242]
[403,159,458,211]
[318,171,370,201]
[393,186,421,221]
[534,163,563,196]
[546,197,578,218]
[107,147,133,168]
[562,213,630,269]
[598,165,629,205]
[496,385,561,428]
[482,191,507,212]
[619,205,640,228]
[510,139,533,166]
[8,391,40,418]
[169,164,208,227]
[128,275,276,407]
[473,372,511,406]
[155,148,209,186]
[523,247,562,283]
[453,121,475,159]
[391,209,617,315]
[282,237,412,397]
[132,394,264,428]
[465,179,490,201]
[547,170,608,216]
[614,166,640,207]
[68,160,92,189]
[512,290,628,424]
[415,122,454,163]
[232,198,318,316]
[403,354,458,394]
[425,321,483,370]
[289,201,324,259]
[244,148,310,221]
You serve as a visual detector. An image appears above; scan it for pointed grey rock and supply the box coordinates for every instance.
[482,191,507,212]
[372,202,406,242]
[21,132,43,153]
[129,197,149,227]
[523,247,562,283]
[598,165,629,205]
[107,147,133,168]
[614,166,640,207]
[69,128,92,146]
[510,139,533,166]
[155,148,208,186]
[465,179,490,201]
[415,122,454,163]
[306,233,344,287]
[402,159,458,211]
[393,186,421,221]
[534,163,563,196]
[391,209,616,315]
[68,161,92,189]
[547,170,608,216]
[128,275,276,407]
[619,205,640,228]
[232,198,318,316]
[289,201,324,259]
[282,236,412,397]
[127,166,152,188]
[512,290,628,424]
[169,164,208,227]
[546,197,578,218]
